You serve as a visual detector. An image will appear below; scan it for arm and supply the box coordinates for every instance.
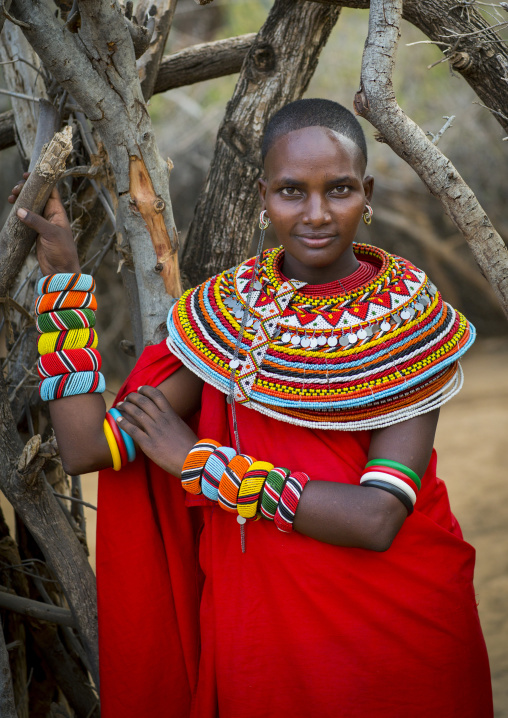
[116,385,439,552]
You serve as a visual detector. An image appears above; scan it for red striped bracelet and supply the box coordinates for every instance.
[274,471,310,533]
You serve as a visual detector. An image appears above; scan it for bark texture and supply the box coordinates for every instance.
[181,0,341,287]
[355,0,508,317]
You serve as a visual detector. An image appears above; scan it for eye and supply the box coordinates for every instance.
[330,185,350,196]
[280,187,302,197]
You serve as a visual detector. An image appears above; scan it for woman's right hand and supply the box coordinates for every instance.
[9,173,81,276]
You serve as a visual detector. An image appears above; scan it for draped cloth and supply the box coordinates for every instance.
[97,340,493,718]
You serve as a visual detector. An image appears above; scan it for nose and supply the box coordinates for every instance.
[302,193,331,226]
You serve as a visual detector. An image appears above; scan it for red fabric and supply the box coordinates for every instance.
[97,340,493,718]
[296,259,379,296]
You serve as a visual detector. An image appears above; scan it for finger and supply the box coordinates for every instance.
[122,390,163,422]
[8,181,25,203]
[115,398,156,430]
[16,207,64,237]
[115,414,149,445]
[137,385,175,414]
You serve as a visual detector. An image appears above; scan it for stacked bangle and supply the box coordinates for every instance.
[180,440,310,531]
[36,273,105,402]
[274,471,310,533]
[102,408,137,471]
[360,458,421,514]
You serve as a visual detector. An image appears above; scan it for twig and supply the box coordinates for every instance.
[0,87,40,102]
[0,587,76,627]
[439,19,508,37]
[0,2,31,28]
[90,232,116,275]
[473,100,508,121]
[52,493,97,511]
[426,115,456,144]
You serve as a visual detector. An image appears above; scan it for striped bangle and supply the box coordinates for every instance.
[37,347,101,378]
[218,454,255,513]
[37,328,98,356]
[181,439,221,495]
[38,273,96,294]
[260,467,290,520]
[103,418,122,471]
[201,446,237,502]
[274,471,310,533]
[36,308,96,334]
[360,478,414,515]
[237,461,273,519]
[35,290,97,315]
[108,408,136,463]
[39,371,105,401]
[364,458,421,490]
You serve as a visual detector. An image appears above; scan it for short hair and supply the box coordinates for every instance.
[261,98,368,167]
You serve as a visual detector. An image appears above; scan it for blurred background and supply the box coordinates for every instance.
[1,1,507,714]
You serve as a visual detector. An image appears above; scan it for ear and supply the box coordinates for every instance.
[363,175,374,204]
[258,178,267,208]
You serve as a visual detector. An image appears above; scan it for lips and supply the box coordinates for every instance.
[294,234,337,247]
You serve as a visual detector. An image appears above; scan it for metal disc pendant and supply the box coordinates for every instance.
[300,337,311,348]
[421,295,430,306]
[348,333,358,344]
[229,358,240,369]
[318,336,327,346]
[357,329,367,340]
[291,335,301,346]
[428,283,437,296]
[310,338,318,349]
[400,310,411,320]
[281,332,291,344]
[235,310,244,319]
[381,321,391,332]
[371,323,379,333]
[393,314,402,324]
[253,281,262,290]
[339,335,349,347]
[328,336,338,347]
[414,302,424,312]
[365,326,373,337]
[237,515,246,525]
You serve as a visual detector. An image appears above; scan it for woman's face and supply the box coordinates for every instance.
[259,126,373,285]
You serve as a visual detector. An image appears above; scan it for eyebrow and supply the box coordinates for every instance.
[274,175,358,186]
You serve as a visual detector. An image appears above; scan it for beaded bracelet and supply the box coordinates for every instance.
[218,454,254,513]
[38,328,97,356]
[201,446,237,501]
[38,273,96,294]
[274,471,310,533]
[36,308,96,334]
[108,408,136,463]
[181,439,221,495]
[260,467,290,520]
[360,458,421,515]
[39,371,105,401]
[37,347,101,378]
[35,290,97,315]
[237,461,273,519]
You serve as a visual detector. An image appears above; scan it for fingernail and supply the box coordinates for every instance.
[116,401,123,407]
[17,208,27,219]
[116,416,123,422]
[137,386,144,392]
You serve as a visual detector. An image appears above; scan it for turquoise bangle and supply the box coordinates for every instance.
[108,407,136,463]
[38,273,96,295]
[202,446,236,501]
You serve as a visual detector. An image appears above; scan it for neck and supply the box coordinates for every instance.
[280,247,360,285]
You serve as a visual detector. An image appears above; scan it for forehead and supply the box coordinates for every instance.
[263,126,365,179]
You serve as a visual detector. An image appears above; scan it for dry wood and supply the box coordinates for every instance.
[0,587,76,627]
[355,0,508,317]
[153,33,256,95]
[0,109,15,150]
[136,0,178,100]
[0,625,16,718]
[181,0,341,287]
[0,124,73,297]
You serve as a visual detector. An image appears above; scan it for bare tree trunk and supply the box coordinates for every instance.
[181,0,341,287]
[354,0,508,317]
[0,625,17,718]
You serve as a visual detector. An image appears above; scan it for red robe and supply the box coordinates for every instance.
[97,340,492,717]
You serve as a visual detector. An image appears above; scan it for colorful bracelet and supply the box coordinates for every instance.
[38,273,96,295]
[39,371,105,401]
[181,439,221,495]
[360,458,421,514]
[237,461,273,519]
[36,307,96,334]
[37,347,101,378]
[260,467,290,520]
[218,454,255,513]
[201,446,237,501]
[274,471,310,533]
[103,418,122,471]
[108,408,136,463]
[35,290,97,315]
[105,411,128,467]
[37,328,98,356]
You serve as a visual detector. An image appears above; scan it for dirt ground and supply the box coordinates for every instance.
[2,338,507,715]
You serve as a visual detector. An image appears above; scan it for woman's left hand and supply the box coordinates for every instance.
[116,385,197,476]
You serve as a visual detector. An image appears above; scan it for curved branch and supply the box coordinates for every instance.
[355,0,508,317]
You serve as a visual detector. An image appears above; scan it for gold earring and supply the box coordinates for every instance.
[363,205,373,225]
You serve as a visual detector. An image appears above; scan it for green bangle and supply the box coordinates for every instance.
[365,458,421,490]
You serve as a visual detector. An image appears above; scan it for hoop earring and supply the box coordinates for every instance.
[363,205,373,225]
[259,210,271,230]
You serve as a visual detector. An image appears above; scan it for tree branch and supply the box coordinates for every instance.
[355,0,508,317]
[136,0,178,100]
[0,587,75,628]
[0,624,17,718]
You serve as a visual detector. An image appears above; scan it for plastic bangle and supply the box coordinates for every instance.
[38,273,96,294]
[365,458,421,490]
[361,479,414,515]
[360,470,417,505]
[105,411,128,467]
[103,418,122,471]
[108,408,136,463]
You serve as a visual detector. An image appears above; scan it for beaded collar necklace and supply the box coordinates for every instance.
[167,244,475,431]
